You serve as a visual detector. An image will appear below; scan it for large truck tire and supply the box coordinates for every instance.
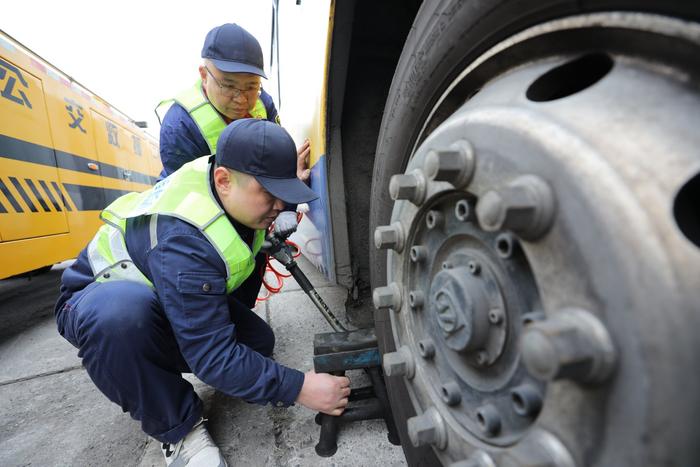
[369,1,700,465]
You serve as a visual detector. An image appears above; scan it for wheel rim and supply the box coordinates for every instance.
[375,12,700,466]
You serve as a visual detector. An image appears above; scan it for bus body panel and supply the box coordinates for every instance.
[274,0,336,282]
[0,31,158,279]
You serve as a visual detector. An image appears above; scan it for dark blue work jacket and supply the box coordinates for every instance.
[55,170,304,408]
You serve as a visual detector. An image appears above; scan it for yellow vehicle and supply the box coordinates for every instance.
[0,30,160,279]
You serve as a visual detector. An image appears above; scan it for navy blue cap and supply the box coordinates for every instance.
[216,119,318,204]
[202,23,267,78]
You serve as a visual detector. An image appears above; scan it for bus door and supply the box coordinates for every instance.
[42,80,106,223]
[0,57,69,242]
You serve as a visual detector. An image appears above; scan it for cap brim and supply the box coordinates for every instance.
[256,176,319,204]
[210,58,267,78]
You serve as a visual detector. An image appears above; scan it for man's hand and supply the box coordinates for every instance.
[297,139,311,182]
[274,211,298,239]
[296,370,350,416]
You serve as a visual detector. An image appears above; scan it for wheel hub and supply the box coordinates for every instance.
[374,12,700,466]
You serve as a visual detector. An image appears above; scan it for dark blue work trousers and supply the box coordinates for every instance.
[56,263,272,444]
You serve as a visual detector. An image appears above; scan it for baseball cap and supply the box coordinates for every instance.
[201,23,267,78]
[215,119,318,204]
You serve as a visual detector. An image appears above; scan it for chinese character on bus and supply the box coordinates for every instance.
[105,121,119,147]
[132,135,142,156]
[65,98,86,133]
[0,58,32,108]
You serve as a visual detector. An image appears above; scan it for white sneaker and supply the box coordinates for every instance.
[160,418,228,467]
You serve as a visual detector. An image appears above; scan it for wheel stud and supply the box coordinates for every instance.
[494,233,515,258]
[389,170,427,205]
[426,210,444,229]
[455,199,473,222]
[407,407,447,449]
[409,290,425,309]
[372,282,402,311]
[476,404,502,437]
[440,380,462,406]
[468,260,481,275]
[520,308,617,384]
[417,339,435,359]
[488,308,504,325]
[423,140,475,188]
[374,222,405,251]
[476,175,555,240]
[511,384,543,417]
[410,245,427,263]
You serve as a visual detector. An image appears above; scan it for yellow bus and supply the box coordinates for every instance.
[272,1,700,465]
[0,30,160,279]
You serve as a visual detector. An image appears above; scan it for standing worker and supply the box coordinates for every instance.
[156,22,308,308]
[54,119,349,467]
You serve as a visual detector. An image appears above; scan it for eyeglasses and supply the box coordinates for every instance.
[205,66,261,99]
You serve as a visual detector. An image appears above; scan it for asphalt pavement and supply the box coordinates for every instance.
[0,258,406,466]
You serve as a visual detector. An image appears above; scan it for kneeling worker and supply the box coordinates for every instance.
[54,119,350,467]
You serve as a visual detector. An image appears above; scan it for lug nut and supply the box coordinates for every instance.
[407,407,447,449]
[426,210,444,229]
[511,384,543,417]
[383,345,416,379]
[423,140,475,188]
[373,282,402,311]
[440,380,462,406]
[389,170,427,205]
[374,222,405,251]
[476,175,555,240]
[520,308,617,384]
[408,290,425,309]
[467,260,481,275]
[410,245,426,263]
[417,339,435,359]
[476,404,502,437]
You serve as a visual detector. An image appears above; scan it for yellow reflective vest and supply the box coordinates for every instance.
[87,156,266,294]
[155,82,269,154]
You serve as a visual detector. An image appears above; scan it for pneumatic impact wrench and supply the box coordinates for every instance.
[262,231,347,332]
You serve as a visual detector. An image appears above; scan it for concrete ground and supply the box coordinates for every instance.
[0,258,406,467]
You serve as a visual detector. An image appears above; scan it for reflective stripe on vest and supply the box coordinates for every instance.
[154,82,269,154]
[87,156,266,293]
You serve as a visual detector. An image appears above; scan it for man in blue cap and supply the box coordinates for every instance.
[156,23,309,310]
[54,119,349,467]
[155,22,310,180]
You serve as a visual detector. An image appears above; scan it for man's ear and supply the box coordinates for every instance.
[198,65,208,83]
[213,167,232,194]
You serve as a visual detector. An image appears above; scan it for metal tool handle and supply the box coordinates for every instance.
[263,232,348,332]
